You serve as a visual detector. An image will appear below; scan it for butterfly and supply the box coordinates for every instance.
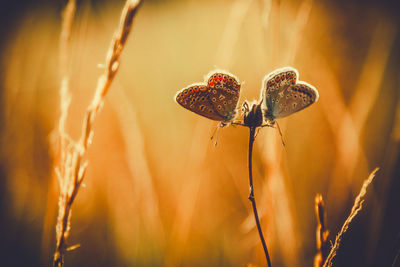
[260,66,319,125]
[175,70,241,126]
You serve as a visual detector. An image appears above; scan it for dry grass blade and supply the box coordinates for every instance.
[314,194,329,267]
[53,1,142,266]
[322,21,395,213]
[285,0,313,64]
[215,0,252,68]
[323,167,380,267]
[392,248,400,267]
[84,0,142,148]
[53,1,76,266]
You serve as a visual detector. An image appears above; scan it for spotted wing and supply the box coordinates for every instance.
[175,84,226,121]
[272,81,319,118]
[205,71,241,122]
[261,67,318,120]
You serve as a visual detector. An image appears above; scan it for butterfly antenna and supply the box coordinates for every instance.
[275,121,286,147]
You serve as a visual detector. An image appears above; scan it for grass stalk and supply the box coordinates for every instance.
[248,126,272,267]
[323,167,379,267]
[242,101,272,267]
[53,1,142,266]
[314,194,329,267]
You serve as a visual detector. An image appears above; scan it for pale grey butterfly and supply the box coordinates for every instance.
[260,66,319,124]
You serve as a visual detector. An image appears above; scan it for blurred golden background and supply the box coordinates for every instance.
[0,0,399,266]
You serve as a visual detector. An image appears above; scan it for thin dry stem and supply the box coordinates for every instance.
[319,21,395,217]
[392,247,400,267]
[286,0,313,64]
[215,0,252,68]
[323,167,379,267]
[53,1,141,266]
[248,126,272,267]
[242,103,272,267]
[53,1,76,266]
[314,194,329,267]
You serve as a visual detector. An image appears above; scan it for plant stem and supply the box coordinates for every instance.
[53,1,142,266]
[248,126,272,267]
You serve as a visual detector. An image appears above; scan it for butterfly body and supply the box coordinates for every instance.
[175,71,241,124]
[243,101,263,127]
[261,67,319,124]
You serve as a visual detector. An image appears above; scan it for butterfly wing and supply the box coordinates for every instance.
[272,81,318,118]
[175,84,227,121]
[261,67,318,121]
[206,71,241,122]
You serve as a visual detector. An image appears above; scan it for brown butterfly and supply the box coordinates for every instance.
[175,70,241,126]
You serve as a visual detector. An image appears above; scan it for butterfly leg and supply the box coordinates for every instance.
[242,101,250,113]
[231,121,246,127]
[210,123,222,146]
[261,124,275,128]
[254,127,261,139]
[275,121,286,147]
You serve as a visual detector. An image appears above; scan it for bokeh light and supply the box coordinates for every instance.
[0,0,399,266]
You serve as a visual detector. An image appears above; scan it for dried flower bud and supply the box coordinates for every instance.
[243,100,263,127]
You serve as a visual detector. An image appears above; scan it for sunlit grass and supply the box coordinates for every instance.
[0,0,398,266]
